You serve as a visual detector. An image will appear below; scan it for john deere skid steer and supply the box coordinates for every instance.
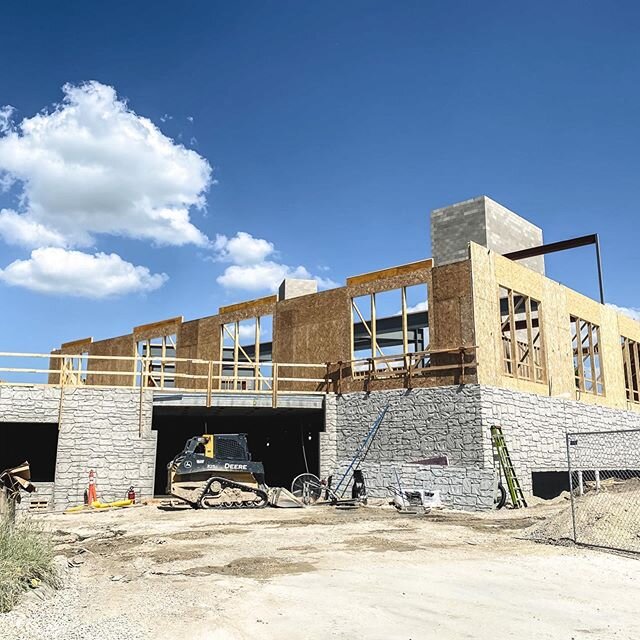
[167,434,270,509]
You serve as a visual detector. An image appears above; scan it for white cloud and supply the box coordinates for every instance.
[406,300,428,314]
[0,208,67,248]
[393,300,428,316]
[0,81,211,249]
[214,231,337,293]
[218,262,313,292]
[607,303,640,322]
[0,247,167,298]
[214,232,274,265]
[0,106,14,134]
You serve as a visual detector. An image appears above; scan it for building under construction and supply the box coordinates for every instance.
[1,195,639,511]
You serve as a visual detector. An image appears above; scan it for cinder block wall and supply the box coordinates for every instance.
[431,196,544,273]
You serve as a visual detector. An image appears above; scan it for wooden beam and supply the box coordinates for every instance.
[219,295,277,315]
[133,316,183,338]
[346,259,433,287]
[61,337,93,350]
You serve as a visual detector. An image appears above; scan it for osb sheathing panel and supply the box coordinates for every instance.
[347,266,432,298]
[219,295,277,315]
[60,337,93,351]
[217,300,277,326]
[430,260,475,350]
[86,334,136,387]
[346,260,433,288]
[48,349,62,384]
[619,314,640,343]
[175,319,207,390]
[273,288,349,363]
[133,316,182,342]
[471,242,640,412]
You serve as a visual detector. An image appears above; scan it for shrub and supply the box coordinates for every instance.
[0,515,61,613]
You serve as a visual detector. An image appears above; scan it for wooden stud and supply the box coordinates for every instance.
[633,340,640,401]
[574,317,585,393]
[206,360,213,407]
[596,325,605,396]
[401,286,409,355]
[255,316,261,391]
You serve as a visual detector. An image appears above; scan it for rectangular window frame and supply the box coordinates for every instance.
[220,315,273,391]
[137,334,177,388]
[621,336,640,404]
[498,286,547,384]
[350,284,429,375]
[570,316,605,396]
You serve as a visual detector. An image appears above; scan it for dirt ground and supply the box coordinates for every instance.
[1,499,639,640]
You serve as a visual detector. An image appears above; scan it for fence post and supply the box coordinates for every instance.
[577,470,584,496]
[566,432,578,544]
[594,469,601,491]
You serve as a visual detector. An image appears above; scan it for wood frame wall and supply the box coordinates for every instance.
[48,257,477,393]
[471,241,640,412]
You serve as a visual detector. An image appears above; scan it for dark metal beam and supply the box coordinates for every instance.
[503,233,605,304]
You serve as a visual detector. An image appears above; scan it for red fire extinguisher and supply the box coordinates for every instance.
[127,486,136,503]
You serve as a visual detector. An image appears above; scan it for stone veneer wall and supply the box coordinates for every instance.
[52,387,156,510]
[322,385,640,510]
[479,386,640,494]
[322,386,488,509]
[0,385,157,511]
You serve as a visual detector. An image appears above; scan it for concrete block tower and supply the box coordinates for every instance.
[430,196,545,273]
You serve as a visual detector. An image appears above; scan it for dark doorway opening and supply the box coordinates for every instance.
[152,407,323,495]
[0,422,58,482]
[532,471,571,499]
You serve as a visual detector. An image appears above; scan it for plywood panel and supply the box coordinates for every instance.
[86,335,136,387]
[472,241,640,411]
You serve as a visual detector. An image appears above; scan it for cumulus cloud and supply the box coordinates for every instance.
[0,209,67,248]
[0,81,211,249]
[214,232,274,265]
[607,303,640,322]
[0,106,14,134]
[0,247,167,298]
[214,231,337,293]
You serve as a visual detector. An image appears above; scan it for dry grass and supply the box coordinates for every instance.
[0,515,61,612]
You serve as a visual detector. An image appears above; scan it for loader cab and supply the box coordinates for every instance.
[182,433,251,462]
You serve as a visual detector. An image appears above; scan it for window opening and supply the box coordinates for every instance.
[570,316,604,395]
[351,284,429,375]
[621,336,639,403]
[221,315,273,390]
[499,287,546,383]
[137,334,176,388]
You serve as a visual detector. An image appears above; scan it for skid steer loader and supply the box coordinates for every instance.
[167,433,301,509]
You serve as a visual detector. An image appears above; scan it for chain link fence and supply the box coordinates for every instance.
[567,429,640,553]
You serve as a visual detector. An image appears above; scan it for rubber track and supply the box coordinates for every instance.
[197,476,269,509]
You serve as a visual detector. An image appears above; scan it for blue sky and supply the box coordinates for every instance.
[0,1,638,353]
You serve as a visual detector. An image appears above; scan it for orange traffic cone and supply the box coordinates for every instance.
[87,469,98,505]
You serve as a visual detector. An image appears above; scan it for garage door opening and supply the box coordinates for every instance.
[152,407,323,495]
[0,422,58,482]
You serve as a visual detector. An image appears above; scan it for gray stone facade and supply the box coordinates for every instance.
[431,196,544,273]
[323,385,640,510]
[479,386,640,494]
[53,387,156,510]
[323,386,490,509]
[0,385,156,511]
